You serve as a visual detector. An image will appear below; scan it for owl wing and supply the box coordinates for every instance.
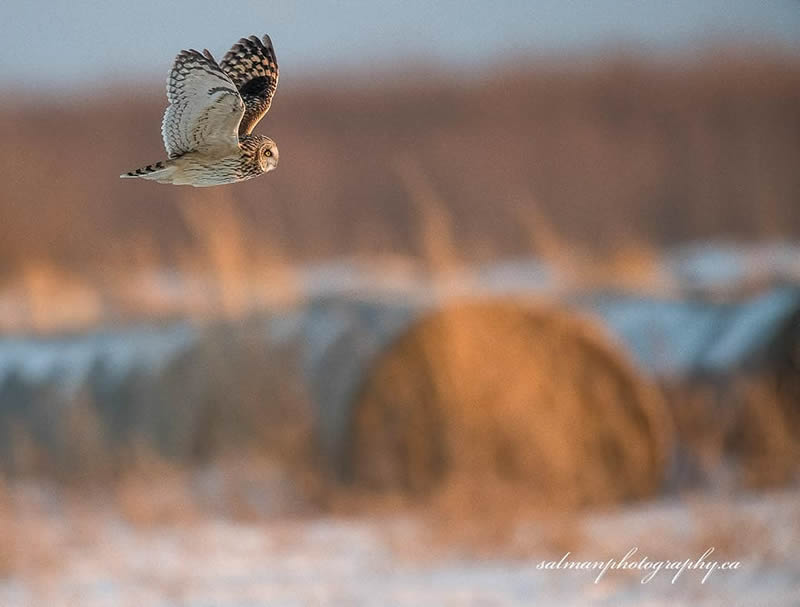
[219,35,279,136]
[161,49,245,158]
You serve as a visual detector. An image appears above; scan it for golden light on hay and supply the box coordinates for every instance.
[343,299,673,508]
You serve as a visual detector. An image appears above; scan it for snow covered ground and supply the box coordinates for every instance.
[0,488,797,606]
[0,244,797,605]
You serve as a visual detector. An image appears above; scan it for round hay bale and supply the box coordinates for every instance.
[148,320,312,463]
[343,298,673,508]
[299,296,417,466]
[760,292,800,440]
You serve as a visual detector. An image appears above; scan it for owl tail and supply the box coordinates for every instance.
[120,159,177,183]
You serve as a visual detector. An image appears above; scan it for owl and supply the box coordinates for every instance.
[121,35,279,186]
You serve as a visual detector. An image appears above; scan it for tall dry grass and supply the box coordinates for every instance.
[0,50,797,330]
[0,51,798,283]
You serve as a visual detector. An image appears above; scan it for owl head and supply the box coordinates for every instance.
[256,136,279,173]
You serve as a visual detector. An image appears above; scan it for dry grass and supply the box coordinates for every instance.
[0,51,797,331]
[113,457,201,527]
[0,479,14,577]
[514,191,671,293]
[415,479,590,558]
[1,52,798,284]
[688,501,776,562]
[0,483,67,581]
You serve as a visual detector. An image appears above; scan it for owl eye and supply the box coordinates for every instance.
[264,149,272,157]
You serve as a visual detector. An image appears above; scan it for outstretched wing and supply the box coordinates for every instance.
[219,35,279,135]
[161,49,245,158]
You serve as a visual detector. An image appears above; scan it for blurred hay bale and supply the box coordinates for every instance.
[575,287,800,381]
[144,320,314,466]
[0,317,324,501]
[340,298,672,508]
[100,319,328,511]
[664,289,800,490]
[731,380,800,488]
[762,299,800,441]
[300,296,417,466]
[667,376,800,491]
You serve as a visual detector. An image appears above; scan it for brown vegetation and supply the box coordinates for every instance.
[0,51,798,283]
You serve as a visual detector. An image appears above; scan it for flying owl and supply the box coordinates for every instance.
[121,34,279,186]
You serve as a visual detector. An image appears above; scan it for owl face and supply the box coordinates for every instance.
[258,138,279,173]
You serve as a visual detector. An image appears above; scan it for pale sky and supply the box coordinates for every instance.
[1,0,798,90]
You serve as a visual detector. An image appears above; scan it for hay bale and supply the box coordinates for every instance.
[145,319,312,463]
[342,298,672,507]
[299,296,417,466]
[651,288,800,491]
[757,293,800,441]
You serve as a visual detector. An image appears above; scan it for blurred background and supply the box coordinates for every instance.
[0,1,799,605]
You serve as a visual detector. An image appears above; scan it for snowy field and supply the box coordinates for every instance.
[0,246,797,606]
[0,488,797,606]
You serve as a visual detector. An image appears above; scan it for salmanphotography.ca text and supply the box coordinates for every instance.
[537,547,741,584]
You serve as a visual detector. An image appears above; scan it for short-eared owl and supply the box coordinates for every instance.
[121,35,279,186]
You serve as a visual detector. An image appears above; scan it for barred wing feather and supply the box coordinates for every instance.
[161,49,245,158]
